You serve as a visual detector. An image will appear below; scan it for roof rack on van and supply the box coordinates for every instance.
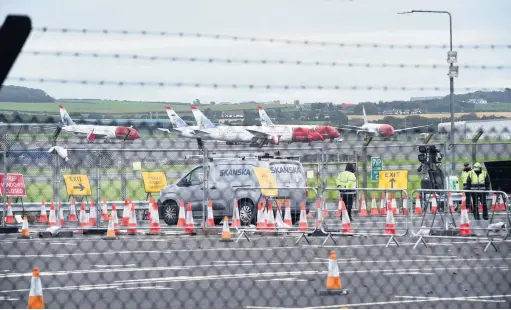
[205,152,301,162]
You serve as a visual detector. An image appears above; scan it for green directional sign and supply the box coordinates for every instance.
[371,157,382,181]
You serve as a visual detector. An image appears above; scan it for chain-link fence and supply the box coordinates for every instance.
[1,124,511,308]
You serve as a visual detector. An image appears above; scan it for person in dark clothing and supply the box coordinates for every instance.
[465,162,491,220]
[460,163,473,212]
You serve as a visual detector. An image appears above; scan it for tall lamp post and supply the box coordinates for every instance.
[398,10,458,174]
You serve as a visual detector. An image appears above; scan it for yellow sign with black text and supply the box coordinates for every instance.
[252,167,278,197]
[63,174,92,196]
[378,170,408,190]
[141,172,168,193]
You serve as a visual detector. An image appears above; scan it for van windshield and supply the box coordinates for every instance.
[269,162,304,185]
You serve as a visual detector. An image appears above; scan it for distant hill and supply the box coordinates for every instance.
[0,85,55,103]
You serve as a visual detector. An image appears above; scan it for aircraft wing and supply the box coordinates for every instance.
[245,128,272,138]
[158,128,191,134]
[393,125,430,133]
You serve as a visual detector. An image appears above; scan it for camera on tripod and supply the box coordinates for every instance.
[417,145,443,166]
[417,144,445,190]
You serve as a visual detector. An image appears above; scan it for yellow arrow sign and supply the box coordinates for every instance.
[63,174,92,196]
[378,170,408,190]
[141,171,168,193]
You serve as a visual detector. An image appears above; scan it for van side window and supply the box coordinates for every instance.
[180,167,204,186]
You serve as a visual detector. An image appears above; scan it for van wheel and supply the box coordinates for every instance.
[162,200,178,225]
[238,200,255,226]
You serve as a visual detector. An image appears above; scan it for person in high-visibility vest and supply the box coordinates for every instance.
[460,163,472,211]
[465,162,490,220]
[336,163,357,221]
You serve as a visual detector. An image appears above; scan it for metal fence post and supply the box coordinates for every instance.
[95,151,101,227]
[121,150,126,200]
[2,150,7,227]
[202,147,208,227]
[362,145,368,189]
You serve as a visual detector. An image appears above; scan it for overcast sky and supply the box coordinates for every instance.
[1,0,510,104]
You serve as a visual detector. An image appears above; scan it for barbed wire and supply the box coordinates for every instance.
[32,27,511,50]
[22,50,511,70]
[7,77,506,92]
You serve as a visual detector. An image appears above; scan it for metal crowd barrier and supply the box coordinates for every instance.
[313,187,409,247]
[233,186,319,243]
[410,189,510,252]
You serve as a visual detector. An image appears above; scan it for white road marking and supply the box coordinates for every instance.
[255,277,307,282]
[0,266,189,279]
[305,294,511,308]
[212,260,253,263]
[0,296,18,301]
[41,242,77,246]
[383,272,435,276]
[1,256,509,280]
[93,264,136,268]
[116,286,173,290]
[416,255,457,258]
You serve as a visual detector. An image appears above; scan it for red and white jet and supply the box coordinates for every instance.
[339,106,430,138]
[258,106,341,141]
[58,105,141,142]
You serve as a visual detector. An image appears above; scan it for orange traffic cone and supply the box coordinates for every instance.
[298,201,308,232]
[341,203,354,233]
[177,200,186,228]
[220,216,233,242]
[27,267,44,309]
[459,201,472,236]
[121,199,131,226]
[391,194,398,215]
[102,215,119,240]
[39,201,47,223]
[5,201,14,224]
[314,199,323,229]
[48,202,57,227]
[110,203,120,234]
[498,194,506,211]
[430,193,438,213]
[379,193,386,215]
[89,200,97,227]
[461,192,467,210]
[101,198,109,221]
[147,197,153,222]
[58,201,65,227]
[18,216,31,239]
[478,201,483,213]
[184,202,195,234]
[79,202,88,229]
[402,192,408,215]
[370,194,379,216]
[490,194,497,212]
[414,193,423,215]
[359,194,368,216]
[148,201,161,235]
[336,196,344,217]
[127,203,137,235]
[232,199,241,228]
[384,200,396,235]
[205,200,215,228]
[322,196,329,217]
[68,200,77,222]
[448,192,455,213]
[256,202,266,231]
[319,251,347,295]
[283,200,293,226]
[266,201,276,232]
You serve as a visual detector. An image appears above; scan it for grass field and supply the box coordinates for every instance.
[0,101,288,114]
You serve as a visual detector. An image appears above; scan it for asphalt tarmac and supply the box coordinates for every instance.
[0,211,510,309]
